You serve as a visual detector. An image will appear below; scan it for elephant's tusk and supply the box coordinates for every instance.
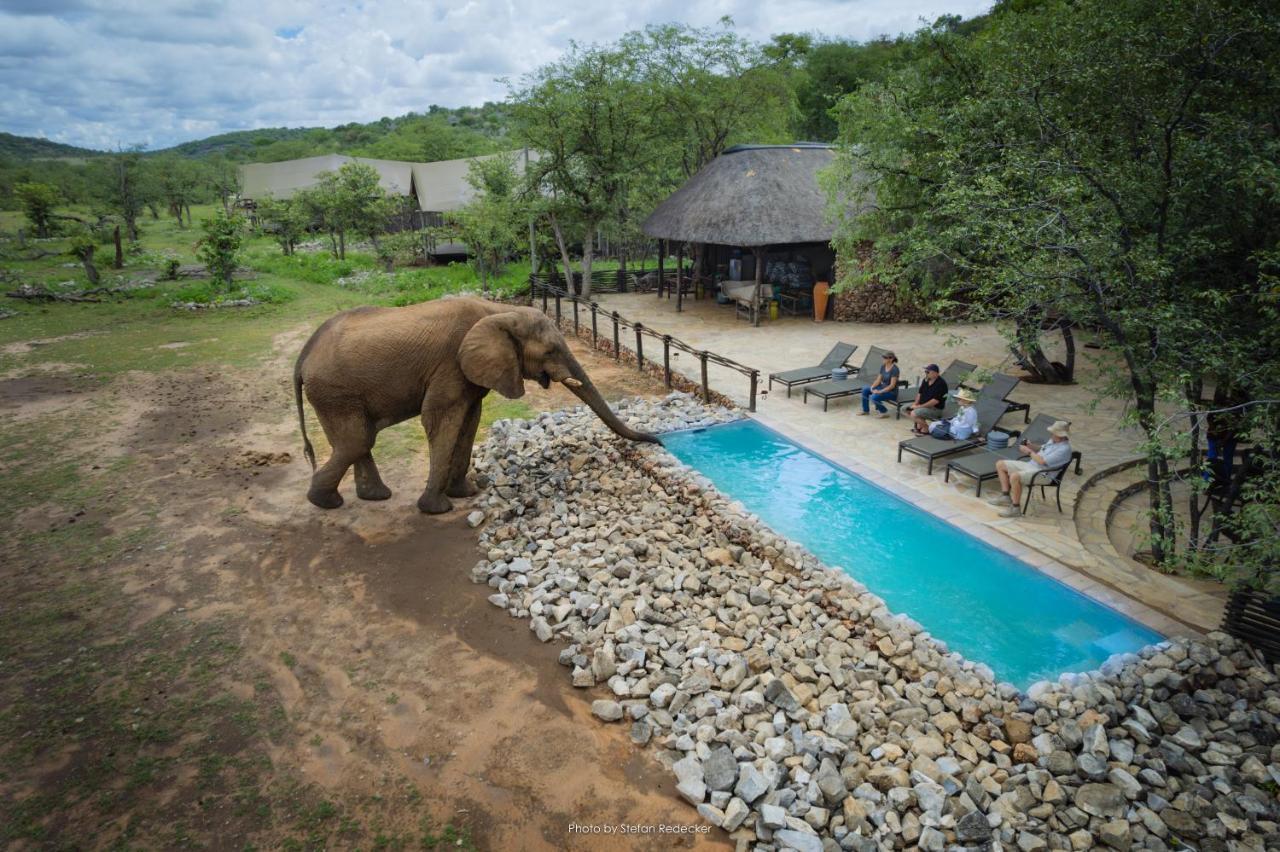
[562,378,583,388]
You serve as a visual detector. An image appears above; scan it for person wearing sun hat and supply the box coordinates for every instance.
[988,420,1073,517]
[928,386,978,439]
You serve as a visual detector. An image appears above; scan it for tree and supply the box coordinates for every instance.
[828,0,1280,565]
[511,40,659,297]
[98,150,149,242]
[152,155,202,227]
[196,208,246,291]
[254,196,310,255]
[15,181,58,238]
[438,153,527,293]
[308,162,395,260]
[205,155,240,214]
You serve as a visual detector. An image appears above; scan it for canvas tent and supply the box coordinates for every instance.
[238,150,537,257]
[641,143,856,324]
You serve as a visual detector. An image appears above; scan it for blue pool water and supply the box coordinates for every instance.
[661,419,1162,688]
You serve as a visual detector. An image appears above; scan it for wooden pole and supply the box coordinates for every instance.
[635,323,645,371]
[700,352,710,402]
[676,243,684,312]
[753,246,765,327]
[657,240,665,299]
[663,336,672,387]
[612,312,620,360]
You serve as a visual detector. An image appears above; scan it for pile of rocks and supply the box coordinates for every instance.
[470,394,1280,851]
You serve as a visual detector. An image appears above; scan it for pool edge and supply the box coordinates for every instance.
[741,411,1195,643]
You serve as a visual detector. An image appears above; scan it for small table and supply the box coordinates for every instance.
[778,289,813,317]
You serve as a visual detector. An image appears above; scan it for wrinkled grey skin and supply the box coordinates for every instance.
[294,297,659,513]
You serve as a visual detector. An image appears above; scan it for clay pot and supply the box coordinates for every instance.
[813,281,830,322]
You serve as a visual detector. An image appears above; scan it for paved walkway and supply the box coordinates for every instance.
[591,292,1227,637]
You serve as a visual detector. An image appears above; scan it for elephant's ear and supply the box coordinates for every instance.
[459,313,525,399]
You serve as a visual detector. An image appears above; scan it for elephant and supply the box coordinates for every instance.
[293,297,660,512]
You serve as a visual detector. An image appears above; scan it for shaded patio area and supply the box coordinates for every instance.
[591,291,1228,638]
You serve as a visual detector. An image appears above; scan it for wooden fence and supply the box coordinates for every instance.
[529,277,761,411]
[1222,586,1280,664]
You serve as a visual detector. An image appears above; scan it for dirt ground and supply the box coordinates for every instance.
[0,323,732,850]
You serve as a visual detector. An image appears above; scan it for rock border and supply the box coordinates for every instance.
[468,394,1280,851]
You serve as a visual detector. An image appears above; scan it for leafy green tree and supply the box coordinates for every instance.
[438,153,527,293]
[15,181,59,237]
[828,0,1280,565]
[68,231,100,286]
[299,162,395,260]
[97,150,149,242]
[151,155,202,227]
[511,40,660,296]
[254,196,310,255]
[196,208,246,291]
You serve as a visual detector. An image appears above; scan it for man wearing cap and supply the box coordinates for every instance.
[907,363,949,435]
[988,421,1073,517]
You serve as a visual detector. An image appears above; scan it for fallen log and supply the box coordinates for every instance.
[4,283,131,303]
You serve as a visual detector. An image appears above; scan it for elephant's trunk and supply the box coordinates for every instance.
[563,359,661,445]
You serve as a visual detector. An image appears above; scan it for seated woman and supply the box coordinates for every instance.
[928,387,978,439]
[858,351,900,418]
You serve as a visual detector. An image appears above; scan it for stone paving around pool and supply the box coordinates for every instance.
[588,293,1226,636]
[469,396,1280,852]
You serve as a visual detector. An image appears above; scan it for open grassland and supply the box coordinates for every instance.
[0,202,675,844]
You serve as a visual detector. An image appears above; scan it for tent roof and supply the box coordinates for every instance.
[238,155,414,201]
[410,150,538,212]
[642,144,848,247]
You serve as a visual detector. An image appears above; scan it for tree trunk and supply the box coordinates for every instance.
[147,202,159,220]
[338,230,346,260]
[80,246,100,286]
[549,213,574,290]
[1134,390,1174,564]
[184,204,192,226]
[1060,322,1076,382]
[580,222,596,299]
[113,226,124,269]
[125,216,137,243]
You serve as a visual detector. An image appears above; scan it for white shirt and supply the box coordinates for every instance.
[949,405,978,439]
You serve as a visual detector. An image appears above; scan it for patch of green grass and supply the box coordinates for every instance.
[479,396,536,435]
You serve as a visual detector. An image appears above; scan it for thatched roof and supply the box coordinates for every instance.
[642,144,845,247]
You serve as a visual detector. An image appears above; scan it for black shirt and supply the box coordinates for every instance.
[916,376,948,407]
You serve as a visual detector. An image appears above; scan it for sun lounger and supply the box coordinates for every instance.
[768,342,859,397]
[982,372,1031,423]
[891,359,977,419]
[897,397,1010,474]
[803,347,910,411]
[942,414,1058,495]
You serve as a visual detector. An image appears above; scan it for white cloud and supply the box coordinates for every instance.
[0,0,992,150]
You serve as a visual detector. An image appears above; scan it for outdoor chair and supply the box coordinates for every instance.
[1020,451,1084,514]
[768,342,859,397]
[982,372,1032,423]
[803,347,912,411]
[943,414,1059,496]
[891,359,978,420]
[897,398,1010,474]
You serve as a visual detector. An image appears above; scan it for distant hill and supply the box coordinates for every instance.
[0,132,105,161]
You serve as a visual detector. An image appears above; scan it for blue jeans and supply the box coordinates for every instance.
[861,386,896,413]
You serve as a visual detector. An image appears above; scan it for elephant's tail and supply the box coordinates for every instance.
[294,361,316,470]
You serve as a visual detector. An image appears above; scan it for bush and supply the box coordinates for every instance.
[196,209,246,290]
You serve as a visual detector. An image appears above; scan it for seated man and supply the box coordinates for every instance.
[907,363,949,434]
[987,421,1073,517]
[858,351,900,418]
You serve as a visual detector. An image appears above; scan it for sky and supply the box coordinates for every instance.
[0,0,992,152]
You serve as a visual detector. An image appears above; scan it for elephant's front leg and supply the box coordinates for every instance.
[418,393,467,514]
[446,396,484,499]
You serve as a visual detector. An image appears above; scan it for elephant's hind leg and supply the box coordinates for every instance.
[307,406,372,509]
[445,397,483,499]
[354,453,392,501]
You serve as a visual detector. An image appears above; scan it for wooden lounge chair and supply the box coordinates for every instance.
[768,342,859,397]
[897,397,1010,474]
[891,359,977,420]
[982,372,1031,423]
[943,414,1059,496]
[803,347,908,411]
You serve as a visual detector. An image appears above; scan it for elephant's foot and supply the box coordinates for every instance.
[356,483,393,501]
[417,491,453,514]
[307,489,345,509]
[446,477,479,499]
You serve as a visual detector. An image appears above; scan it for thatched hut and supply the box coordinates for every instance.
[642,143,843,324]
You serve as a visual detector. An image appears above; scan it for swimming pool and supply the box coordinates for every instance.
[661,419,1162,688]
